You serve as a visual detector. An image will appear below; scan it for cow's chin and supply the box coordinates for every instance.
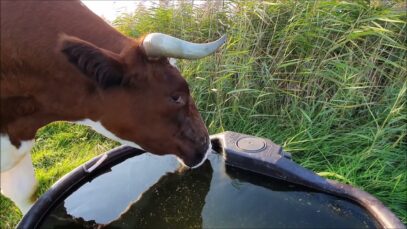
[177,142,212,169]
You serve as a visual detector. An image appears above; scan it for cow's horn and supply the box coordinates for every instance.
[142,33,226,59]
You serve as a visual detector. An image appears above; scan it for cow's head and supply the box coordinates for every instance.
[59,33,226,168]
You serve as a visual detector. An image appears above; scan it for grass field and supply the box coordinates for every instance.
[1,1,406,228]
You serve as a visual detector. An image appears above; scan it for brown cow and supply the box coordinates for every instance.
[0,1,225,214]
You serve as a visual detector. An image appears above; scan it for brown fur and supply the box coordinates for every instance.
[1,1,209,166]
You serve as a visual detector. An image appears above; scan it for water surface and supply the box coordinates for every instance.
[40,152,379,228]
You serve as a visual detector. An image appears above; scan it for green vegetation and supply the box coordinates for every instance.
[1,1,406,227]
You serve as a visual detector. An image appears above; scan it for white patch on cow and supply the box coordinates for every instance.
[75,119,142,149]
[75,119,211,169]
[0,136,37,214]
[177,142,212,169]
[1,135,34,172]
[169,58,177,68]
[191,142,212,169]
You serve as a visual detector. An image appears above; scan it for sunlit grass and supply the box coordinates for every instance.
[1,1,406,227]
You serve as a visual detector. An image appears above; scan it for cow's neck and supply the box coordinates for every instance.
[1,80,104,145]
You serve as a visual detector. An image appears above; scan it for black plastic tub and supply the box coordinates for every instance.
[18,131,404,229]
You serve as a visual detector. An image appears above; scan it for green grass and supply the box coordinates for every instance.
[1,1,406,228]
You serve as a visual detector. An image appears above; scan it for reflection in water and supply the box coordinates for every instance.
[104,161,212,228]
[64,154,179,224]
[202,160,378,228]
[40,153,379,229]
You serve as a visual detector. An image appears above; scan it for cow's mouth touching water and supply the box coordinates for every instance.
[177,142,213,169]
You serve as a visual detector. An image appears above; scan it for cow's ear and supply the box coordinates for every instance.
[59,34,123,88]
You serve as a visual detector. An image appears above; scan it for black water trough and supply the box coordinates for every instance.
[18,131,404,229]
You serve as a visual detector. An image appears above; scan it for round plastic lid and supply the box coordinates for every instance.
[236,137,266,152]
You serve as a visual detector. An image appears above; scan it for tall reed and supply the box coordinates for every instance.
[115,0,406,221]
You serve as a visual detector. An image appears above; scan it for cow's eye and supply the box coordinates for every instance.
[171,95,184,104]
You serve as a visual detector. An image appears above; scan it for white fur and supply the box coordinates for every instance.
[1,135,34,172]
[192,142,212,168]
[76,119,211,169]
[0,136,36,214]
[75,119,142,149]
[169,58,177,68]
[177,142,212,169]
